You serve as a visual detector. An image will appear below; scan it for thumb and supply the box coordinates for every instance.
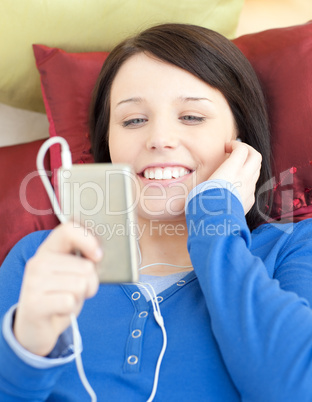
[40,222,103,263]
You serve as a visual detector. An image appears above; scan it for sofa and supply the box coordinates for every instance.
[1,0,312,265]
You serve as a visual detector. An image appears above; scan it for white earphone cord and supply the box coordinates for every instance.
[137,240,192,272]
[37,138,97,402]
[137,282,167,402]
[36,137,177,402]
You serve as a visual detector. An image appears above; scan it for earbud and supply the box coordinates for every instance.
[154,311,164,326]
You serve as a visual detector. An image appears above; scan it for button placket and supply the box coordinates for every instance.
[121,272,196,373]
[122,287,149,373]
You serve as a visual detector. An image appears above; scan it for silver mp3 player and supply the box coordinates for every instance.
[58,164,139,283]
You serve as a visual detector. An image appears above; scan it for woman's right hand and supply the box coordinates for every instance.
[208,140,262,215]
[13,223,102,357]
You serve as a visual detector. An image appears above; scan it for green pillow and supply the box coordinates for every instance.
[0,0,244,112]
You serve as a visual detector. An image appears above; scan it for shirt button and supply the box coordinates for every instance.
[156,296,163,303]
[139,311,148,318]
[127,355,139,365]
[177,280,186,286]
[132,329,142,338]
[131,292,141,300]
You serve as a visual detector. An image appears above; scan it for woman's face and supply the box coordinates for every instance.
[108,52,237,221]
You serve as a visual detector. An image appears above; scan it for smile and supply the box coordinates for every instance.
[142,166,191,180]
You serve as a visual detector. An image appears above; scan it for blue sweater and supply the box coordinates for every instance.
[1,189,312,401]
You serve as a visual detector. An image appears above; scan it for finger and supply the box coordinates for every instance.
[51,269,99,300]
[225,140,258,157]
[251,166,261,183]
[224,139,248,153]
[52,259,100,299]
[27,253,95,276]
[38,293,79,317]
[39,222,102,263]
[226,142,262,177]
[243,147,262,169]
[34,273,97,298]
[16,294,79,328]
[24,258,99,300]
[208,144,249,183]
[43,253,98,277]
[221,141,249,171]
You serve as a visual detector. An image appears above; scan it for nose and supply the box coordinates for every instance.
[146,121,179,151]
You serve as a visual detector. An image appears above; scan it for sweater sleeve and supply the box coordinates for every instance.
[2,305,78,366]
[0,231,73,401]
[186,188,312,402]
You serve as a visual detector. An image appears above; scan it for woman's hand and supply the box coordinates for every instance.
[209,140,262,215]
[14,223,102,357]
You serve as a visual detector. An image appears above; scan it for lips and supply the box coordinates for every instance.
[142,166,191,180]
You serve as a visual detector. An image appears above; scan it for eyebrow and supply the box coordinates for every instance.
[179,96,213,103]
[116,97,143,107]
[115,95,213,108]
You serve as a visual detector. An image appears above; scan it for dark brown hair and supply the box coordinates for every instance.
[89,23,272,230]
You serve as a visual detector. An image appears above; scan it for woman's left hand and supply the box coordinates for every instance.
[208,140,262,215]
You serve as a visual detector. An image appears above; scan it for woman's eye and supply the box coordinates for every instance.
[122,118,147,127]
[180,115,206,124]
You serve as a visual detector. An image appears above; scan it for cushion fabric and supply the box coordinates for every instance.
[0,0,244,112]
[0,139,59,264]
[233,21,312,220]
[33,45,108,177]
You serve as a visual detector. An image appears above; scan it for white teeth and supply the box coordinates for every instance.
[163,167,172,180]
[172,168,180,178]
[142,167,191,180]
[179,167,186,177]
[154,168,163,180]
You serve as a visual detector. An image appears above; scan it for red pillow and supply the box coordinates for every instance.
[0,139,59,265]
[233,21,312,220]
[33,22,312,221]
[33,45,109,175]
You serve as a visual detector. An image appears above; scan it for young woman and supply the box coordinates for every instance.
[1,24,312,401]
